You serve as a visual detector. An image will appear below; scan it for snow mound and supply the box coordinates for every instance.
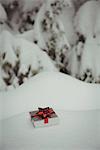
[1,71,100,119]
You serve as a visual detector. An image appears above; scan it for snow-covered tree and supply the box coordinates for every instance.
[0,31,57,90]
[24,0,77,74]
[71,0,100,83]
[1,0,100,91]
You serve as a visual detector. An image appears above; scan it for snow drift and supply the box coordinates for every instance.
[1,72,100,120]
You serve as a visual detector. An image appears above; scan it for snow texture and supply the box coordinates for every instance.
[0,3,7,22]
[0,0,100,91]
[0,31,57,90]
[1,72,100,120]
[74,0,100,38]
[0,71,100,149]
[1,110,100,150]
[0,1,100,149]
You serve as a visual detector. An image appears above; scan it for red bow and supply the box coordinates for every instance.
[31,107,54,124]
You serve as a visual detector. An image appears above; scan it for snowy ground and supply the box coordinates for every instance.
[0,120,2,150]
[0,71,100,150]
[1,110,100,150]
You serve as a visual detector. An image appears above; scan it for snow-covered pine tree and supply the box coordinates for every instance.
[0,31,57,90]
[1,0,100,91]
[70,0,100,83]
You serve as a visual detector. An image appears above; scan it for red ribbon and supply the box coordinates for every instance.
[31,107,54,124]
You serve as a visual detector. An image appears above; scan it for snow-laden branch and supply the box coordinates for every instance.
[0,31,57,90]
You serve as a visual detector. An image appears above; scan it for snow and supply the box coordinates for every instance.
[31,0,75,50]
[1,72,100,149]
[0,1,100,149]
[0,93,3,121]
[0,120,2,150]
[0,31,17,66]
[1,0,100,86]
[69,45,79,77]
[0,3,7,22]
[0,31,57,90]
[1,72,100,120]
[94,8,100,36]
[58,6,77,46]
[69,33,100,82]
[22,0,44,12]
[69,35,100,82]
[0,89,3,149]
[0,0,15,5]
[33,2,47,49]
[1,110,100,150]
[0,75,6,91]
[0,23,13,34]
[74,0,100,38]
[16,30,35,42]
[15,38,57,72]
[80,36,100,79]
[1,71,100,150]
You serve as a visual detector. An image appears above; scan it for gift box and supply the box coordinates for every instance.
[29,107,59,128]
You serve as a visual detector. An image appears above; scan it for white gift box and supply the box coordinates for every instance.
[29,107,59,128]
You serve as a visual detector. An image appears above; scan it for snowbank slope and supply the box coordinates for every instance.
[1,72,100,120]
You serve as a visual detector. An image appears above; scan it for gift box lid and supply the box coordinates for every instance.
[29,107,58,121]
